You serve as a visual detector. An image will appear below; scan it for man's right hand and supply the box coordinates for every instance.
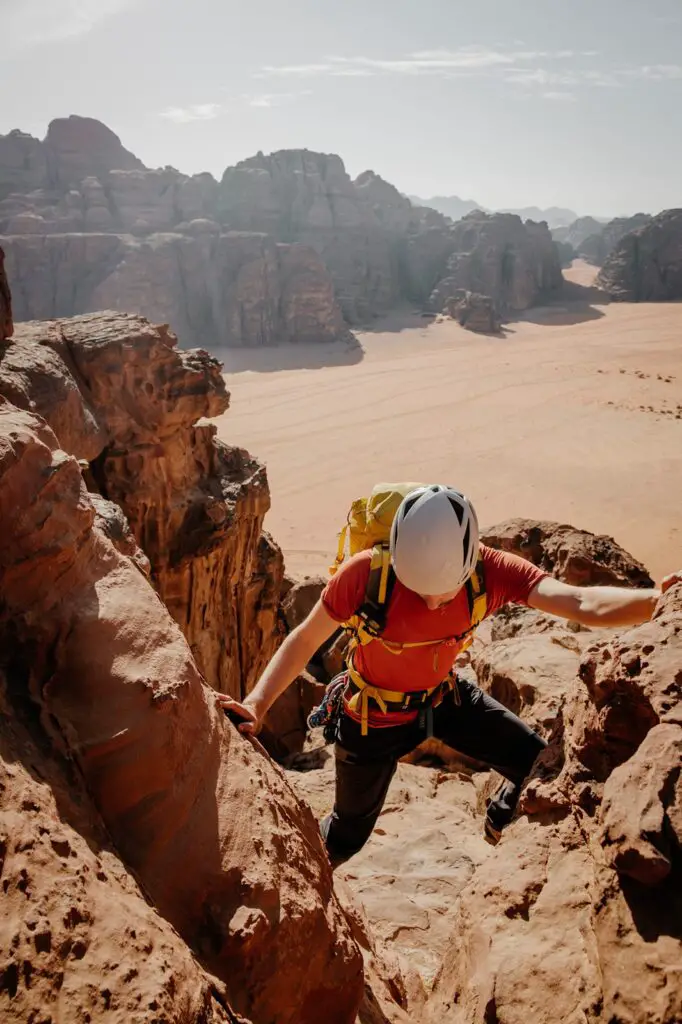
[215,692,263,735]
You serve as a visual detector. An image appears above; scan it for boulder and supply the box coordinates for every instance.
[442,289,501,334]
[481,517,654,587]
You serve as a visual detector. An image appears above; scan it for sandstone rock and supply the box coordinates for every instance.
[472,632,589,734]
[281,574,327,631]
[442,289,501,334]
[580,212,652,266]
[429,211,562,314]
[481,517,654,587]
[0,668,246,1024]
[106,167,183,233]
[0,401,364,1024]
[0,312,284,703]
[599,722,682,885]
[426,585,682,1024]
[291,757,492,998]
[90,491,152,577]
[44,115,144,191]
[263,669,326,761]
[551,214,604,250]
[353,170,414,235]
[0,245,12,339]
[1,233,127,321]
[0,130,48,202]
[2,230,350,348]
[489,603,589,641]
[219,149,396,321]
[596,208,682,301]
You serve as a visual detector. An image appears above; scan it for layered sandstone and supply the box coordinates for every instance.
[218,150,398,321]
[1,117,568,335]
[429,211,563,314]
[579,212,652,266]
[596,208,682,301]
[1,232,351,348]
[0,311,283,700]
[0,401,365,1023]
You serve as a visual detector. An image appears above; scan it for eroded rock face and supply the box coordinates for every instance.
[596,208,682,301]
[44,115,145,190]
[429,211,562,314]
[481,517,654,587]
[1,231,351,348]
[0,668,244,1024]
[219,149,398,322]
[0,402,364,1024]
[425,585,682,1024]
[0,312,283,701]
[579,212,652,266]
[0,245,12,339]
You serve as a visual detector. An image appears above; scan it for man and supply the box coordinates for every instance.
[217,485,680,865]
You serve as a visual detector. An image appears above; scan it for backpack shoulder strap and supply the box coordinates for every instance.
[355,543,396,638]
[464,553,487,627]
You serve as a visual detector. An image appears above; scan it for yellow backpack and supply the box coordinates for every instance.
[330,482,487,648]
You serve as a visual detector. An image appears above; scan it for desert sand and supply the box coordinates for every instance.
[214,263,682,584]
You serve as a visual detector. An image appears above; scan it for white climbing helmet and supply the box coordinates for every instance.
[390,485,480,595]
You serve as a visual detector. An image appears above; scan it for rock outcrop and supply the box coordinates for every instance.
[0,401,365,1024]
[0,121,351,347]
[1,232,351,348]
[429,211,563,314]
[551,215,605,250]
[1,118,567,335]
[596,208,682,301]
[426,583,682,1024]
[0,245,12,339]
[579,212,652,267]
[442,289,501,334]
[218,151,400,322]
[0,666,246,1024]
[0,311,284,701]
[481,517,654,587]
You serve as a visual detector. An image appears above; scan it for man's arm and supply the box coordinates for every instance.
[216,599,339,733]
[526,575,679,628]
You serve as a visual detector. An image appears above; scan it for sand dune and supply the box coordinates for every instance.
[213,264,682,584]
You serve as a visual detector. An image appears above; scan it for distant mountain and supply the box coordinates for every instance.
[498,206,578,228]
[410,195,584,229]
[408,195,483,221]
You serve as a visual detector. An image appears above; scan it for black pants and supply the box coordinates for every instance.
[320,678,546,865]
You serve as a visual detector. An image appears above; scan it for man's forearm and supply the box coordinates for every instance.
[580,586,661,627]
[245,630,316,715]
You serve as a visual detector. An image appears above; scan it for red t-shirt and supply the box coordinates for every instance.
[321,543,548,727]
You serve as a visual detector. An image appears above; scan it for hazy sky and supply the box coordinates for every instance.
[2,0,681,216]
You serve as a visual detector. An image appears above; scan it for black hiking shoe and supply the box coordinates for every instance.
[484,778,521,846]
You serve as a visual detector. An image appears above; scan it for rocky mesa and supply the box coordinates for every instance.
[1,116,565,342]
